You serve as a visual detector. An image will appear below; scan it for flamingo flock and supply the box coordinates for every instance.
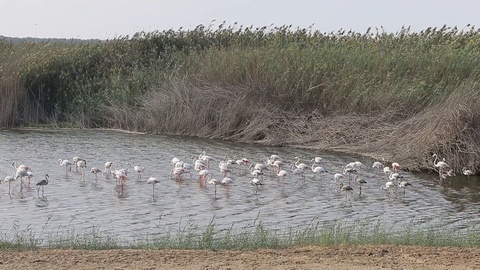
[0,151,473,202]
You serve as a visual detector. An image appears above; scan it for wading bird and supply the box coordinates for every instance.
[391,162,400,173]
[207,175,221,199]
[36,174,49,197]
[339,183,354,201]
[134,165,145,179]
[432,154,449,175]
[90,167,102,181]
[463,167,474,178]
[3,174,16,196]
[58,159,73,173]
[251,177,263,194]
[354,176,367,195]
[398,180,412,196]
[146,177,161,198]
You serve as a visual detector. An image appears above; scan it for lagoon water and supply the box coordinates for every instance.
[0,129,479,243]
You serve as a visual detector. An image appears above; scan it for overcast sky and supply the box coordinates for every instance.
[1,0,479,40]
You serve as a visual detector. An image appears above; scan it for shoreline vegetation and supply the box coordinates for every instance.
[2,24,480,173]
[1,217,479,250]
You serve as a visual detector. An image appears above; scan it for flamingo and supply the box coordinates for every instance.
[76,159,87,181]
[432,154,449,175]
[147,177,161,197]
[277,169,288,179]
[104,161,114,175]
[72,157,84,172]
[332,173,345,189]
[200,151,213,168]
[219,161,232,177]
[221,177,233,186]
[271,160,284,175]
[287,163,306,181]
[389,171,404,182]
[391,162,400,173]
[339,183,354,200]
[58,159,73,173]
[12,161,32,172]
[36,174,49,197]
[381,181,396,191]
[398,180,412,195]
[342,167,357,183]
[249,164,265,180]
[372,160,384,176]
[172,167,190,182]
[15,168,29,191]
[251,177,263,194]
[194,158,207,171]
[293,157,309,171]
[440,169,456,182]
[133,165,145,179]
[90,167,102,181]
[311,163,328,179]
[311,156,324,164]
[3,174,16,196]
[170,156,181,166]
[198,169,210,186]
[235,158,250,167]
[354,176,367,195]
[113,168,129,191]
[207,175,220,199]
[463,167,474,178]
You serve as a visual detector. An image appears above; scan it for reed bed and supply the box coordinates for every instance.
[0,217,479,251]
[2,25,480,172]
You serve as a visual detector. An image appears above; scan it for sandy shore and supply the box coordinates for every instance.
[1,244,479,270]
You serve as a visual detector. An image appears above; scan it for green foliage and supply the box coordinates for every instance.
[0,216,479,250]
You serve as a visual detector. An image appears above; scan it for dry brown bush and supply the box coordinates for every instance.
[139,78,480,173]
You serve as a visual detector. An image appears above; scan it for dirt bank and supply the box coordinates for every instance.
[1,244,479,270]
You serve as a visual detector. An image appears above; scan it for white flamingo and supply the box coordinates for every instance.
[59,159,73,173]
[207,175,220,199]
[133,165,145,179]
[3,174,16,196]
[72,157,83,172]
[198,169,210,185]
[311,156,324,164]
[172,167,190,181]
[147,177,161,198]
[293,157,309,171]
[432,154,449,175]
[221,177,233,186]
[104,161,114,175]
[372,160,384,176]
[277,169,288,179]
[463,167,474,177]
[251,177,263,193]
[311,163,328,179]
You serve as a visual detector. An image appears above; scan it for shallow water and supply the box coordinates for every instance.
[0,129,479,243]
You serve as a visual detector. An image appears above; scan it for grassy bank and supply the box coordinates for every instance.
[1,24,480,172]
[1,217,479,250]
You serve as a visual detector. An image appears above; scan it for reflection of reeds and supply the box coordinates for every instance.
[2,25,480,172]
[0,216,479,250]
